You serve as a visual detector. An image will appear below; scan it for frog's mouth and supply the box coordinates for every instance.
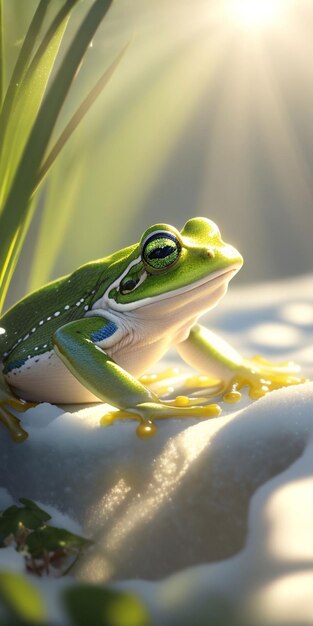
[141,266,239,311]
[107,263,241,312]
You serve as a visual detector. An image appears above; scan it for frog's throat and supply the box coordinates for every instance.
[92,257,240,313]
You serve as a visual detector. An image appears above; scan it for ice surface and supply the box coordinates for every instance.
[1,275,313,625]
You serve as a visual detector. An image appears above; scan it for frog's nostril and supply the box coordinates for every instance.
[207,248,215,259]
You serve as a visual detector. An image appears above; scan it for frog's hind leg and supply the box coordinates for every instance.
[0,388,37,443]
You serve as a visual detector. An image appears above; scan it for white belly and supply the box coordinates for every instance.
[109,336,170,378]
[6,351,101,404]
[4,311,192,404]
[5,336,171,404]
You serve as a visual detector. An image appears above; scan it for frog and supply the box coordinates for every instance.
[0,217,304,442]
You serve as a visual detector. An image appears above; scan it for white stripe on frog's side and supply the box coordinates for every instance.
[90,255,143,314]
[128,268,147,290]
[91,254,239,313]
[2,292,94,362]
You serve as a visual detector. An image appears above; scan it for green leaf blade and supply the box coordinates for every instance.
[0,0,113,315]
[0,571,46,623]
[0,0,4,109]
[38,42,128,187]
[63,586,151,626]
[25,526,92,559]
[0,499,51,545]
[0,0,50,151]
[0,1,73,208]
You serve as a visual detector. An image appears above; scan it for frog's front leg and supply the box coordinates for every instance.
[176,324,306,403]
[0,374,36,442]
[53,317,221,436]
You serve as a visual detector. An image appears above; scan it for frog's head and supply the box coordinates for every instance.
[105,217,243,314]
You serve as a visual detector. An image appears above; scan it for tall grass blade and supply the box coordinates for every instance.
[0,0,113,314]
[0,0,50,150]
[26,0,77,78]
[0,201,35,315]
[38,43,127,186]
[31,44,128,288]
[0,1,77,207]
[0,0,75,313]
[0,0,3,109]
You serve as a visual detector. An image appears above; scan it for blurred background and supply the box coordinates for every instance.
[3,0,313,308]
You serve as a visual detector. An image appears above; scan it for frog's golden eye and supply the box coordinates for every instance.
[142,231,181,271]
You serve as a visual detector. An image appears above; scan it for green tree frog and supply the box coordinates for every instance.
[0,217,304,442]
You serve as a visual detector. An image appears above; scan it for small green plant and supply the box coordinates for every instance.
[0,572,151,626]
[0,0,124,315]
[0,499,151,625]
[0,570,47,625]
[63,585,151,626]
[0,498,92,576]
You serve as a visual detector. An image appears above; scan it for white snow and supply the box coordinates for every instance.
[1,274,313,625]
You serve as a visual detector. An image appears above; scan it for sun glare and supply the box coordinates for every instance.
[228,0,286,30]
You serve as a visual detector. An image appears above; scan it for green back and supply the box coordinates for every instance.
[0,244,136,372]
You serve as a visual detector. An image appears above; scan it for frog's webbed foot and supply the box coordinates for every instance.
[0,391,37,443]
[101,398,222,439]
[222,356,308,404]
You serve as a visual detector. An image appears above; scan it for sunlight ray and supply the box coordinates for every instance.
[252,41,313,218]
[227,0,289,31]
[197,35,267,245]
[195,1,312,279]
[51,28,232,274]
[79,422,214,582]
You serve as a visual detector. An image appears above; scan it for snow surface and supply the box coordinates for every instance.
[1,274,313,625]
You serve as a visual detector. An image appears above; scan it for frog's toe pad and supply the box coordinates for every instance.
[223,359,307,404]
[0,404,29,443]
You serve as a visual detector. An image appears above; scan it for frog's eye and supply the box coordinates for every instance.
[142,231,181,271]
[120,276,140,295]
